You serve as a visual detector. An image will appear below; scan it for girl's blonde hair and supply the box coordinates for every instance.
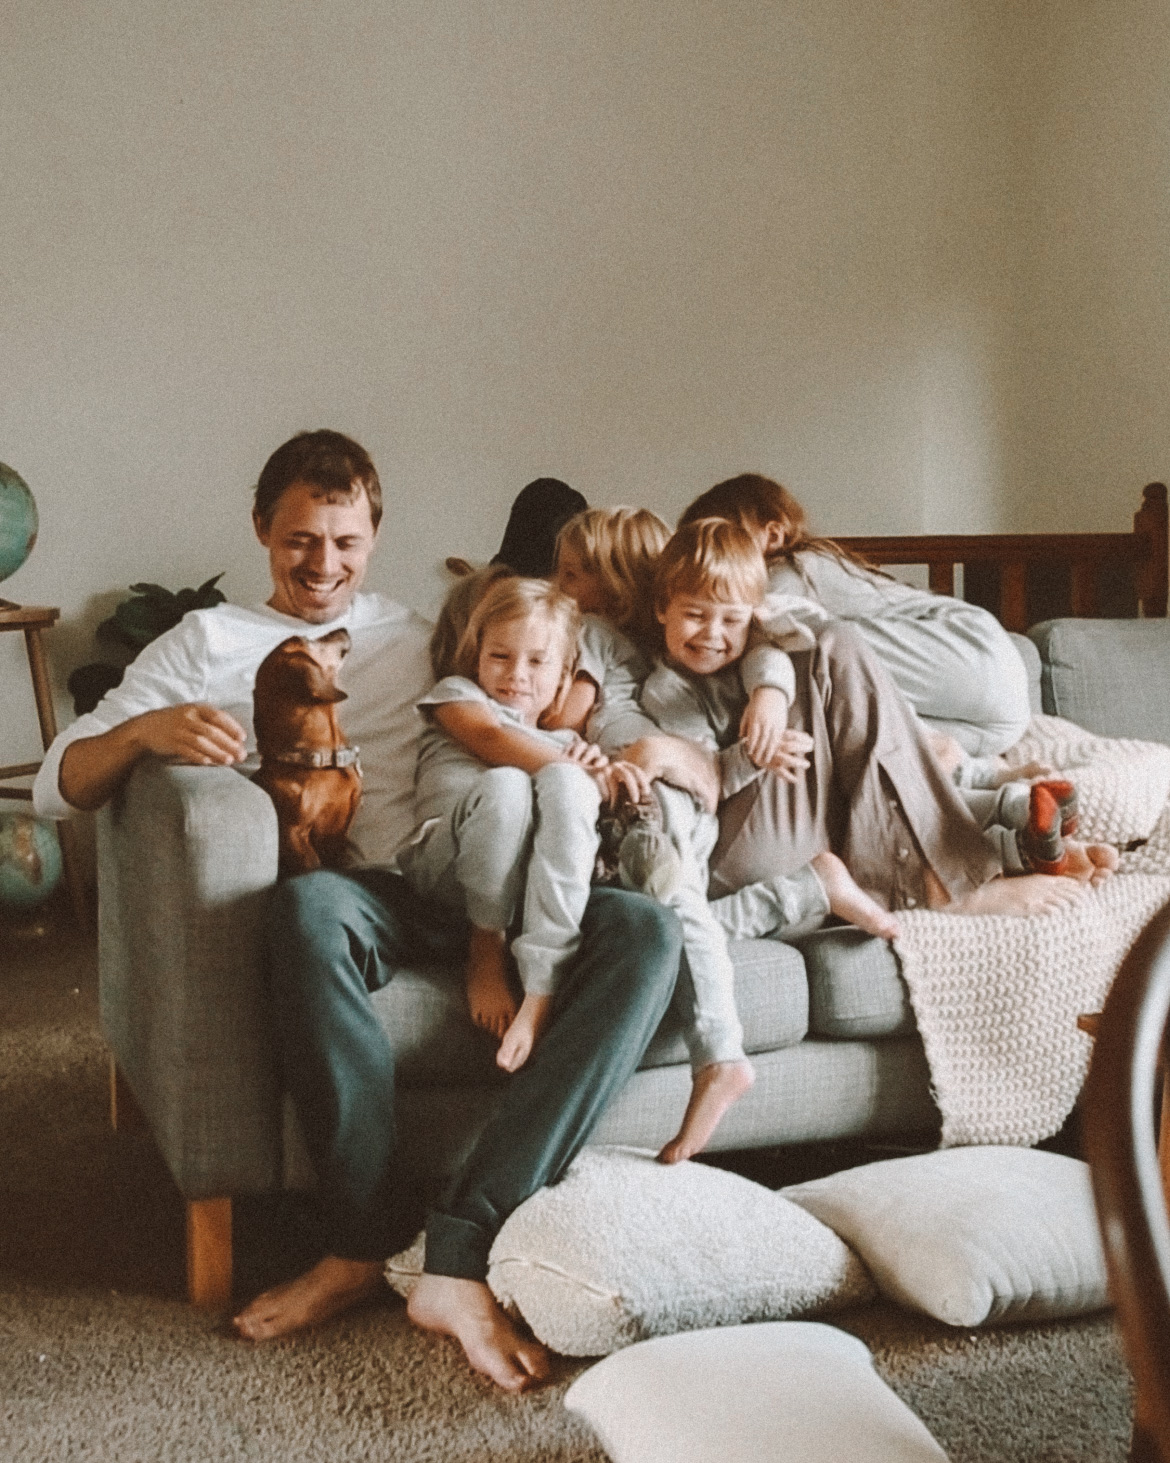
[679,473,879,575]
[554,506,670,649]
[653,518,768,618]
[453,576,580,691]
[430,562,516,680]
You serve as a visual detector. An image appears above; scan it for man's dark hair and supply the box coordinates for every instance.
[253,430,383,530]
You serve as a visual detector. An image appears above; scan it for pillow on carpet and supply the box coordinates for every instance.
[481,1145,874,1356]
[564,1321,949,1463]
[782,1147,1108,1327]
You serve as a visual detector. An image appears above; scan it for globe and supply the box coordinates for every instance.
[0,462,38,585]
[0,812,63,911]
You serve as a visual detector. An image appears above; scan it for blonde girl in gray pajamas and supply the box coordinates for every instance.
[398,576,647,1074]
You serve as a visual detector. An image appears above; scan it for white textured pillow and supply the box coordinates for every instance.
[564,1321,949,1463]
[783,1147,1108,1327]
[484,1146,874,1356]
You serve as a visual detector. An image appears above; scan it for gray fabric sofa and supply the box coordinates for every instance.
[97,617,1170,1304]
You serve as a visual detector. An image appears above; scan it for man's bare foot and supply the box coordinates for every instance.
[810,851,899,941]
[657,1059,755,1165]
[1062,840,1120,886]
[467,926,518,1040]
[942,873,1088,917]
[232,1256,384,1341]
[496,992,553,1073]
[407,1273,550,1392]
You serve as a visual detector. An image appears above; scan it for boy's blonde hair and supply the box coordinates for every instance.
[430,562,516,680]
[554,506,670,649]
[653,518,768,617]
[453,576,580,690]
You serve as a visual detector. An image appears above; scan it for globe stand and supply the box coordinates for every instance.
[0,604,89,929]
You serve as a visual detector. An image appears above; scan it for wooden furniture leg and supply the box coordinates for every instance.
[24,620,90,930]
[187,1199,233,1309]
[108,1055,146,1132]
[109,1058,234,1308]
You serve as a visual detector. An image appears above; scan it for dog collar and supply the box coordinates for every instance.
[267,746,361,771]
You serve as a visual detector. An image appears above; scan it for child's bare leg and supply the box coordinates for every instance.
[810,851,899,941]
[657,1059,755,1165]
[496,992,554,1073]
[467,926,518,1041]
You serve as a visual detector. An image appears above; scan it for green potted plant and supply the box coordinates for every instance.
[68,576,226,714]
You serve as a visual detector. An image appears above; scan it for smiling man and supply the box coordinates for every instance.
[34,429,681,1390]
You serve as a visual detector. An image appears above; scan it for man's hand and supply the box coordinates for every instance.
[618,735,720,813]
[58,703,247,812]
[134,704,249,765]
[739,686,791,768]
[762,728,814,784]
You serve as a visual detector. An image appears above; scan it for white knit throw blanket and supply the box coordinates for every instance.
[893,716,1170,1147]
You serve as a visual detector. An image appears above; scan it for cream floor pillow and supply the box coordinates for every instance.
[783,1146,1108,1327]
[565,1321,949,1462]
[483,1146,874,1356]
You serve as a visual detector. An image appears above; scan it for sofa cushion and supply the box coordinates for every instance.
[375,937,809,1085]
[800,926,913,1039]
[1008,631,1043,715]
[640,938,808,1068]
[1029,619,1170,743]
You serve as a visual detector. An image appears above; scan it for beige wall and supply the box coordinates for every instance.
[1,1,1164,762]
[1005,0,1170,530]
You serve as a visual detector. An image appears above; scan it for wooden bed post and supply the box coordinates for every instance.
[1135,482,1169,618]
[187,1198,233,1309]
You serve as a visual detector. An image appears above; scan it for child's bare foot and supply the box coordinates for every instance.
[810,851,899,941]
[407,1274,550,1392]
[657,1059,755,1165]
[232,1256,384,1340]
[927,731,965,777]
[496,992,553,1073]
[467,927,518,1041]
[937,873,1088,917]
[1062,840,1119,886]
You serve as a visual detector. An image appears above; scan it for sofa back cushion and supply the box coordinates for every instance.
[1029,619,1170,743]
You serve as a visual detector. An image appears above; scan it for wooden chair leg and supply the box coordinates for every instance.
[108,1056,146,1132]
[187,1198,233,1309]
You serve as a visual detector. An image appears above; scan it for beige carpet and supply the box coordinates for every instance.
[0,912,1136,1461]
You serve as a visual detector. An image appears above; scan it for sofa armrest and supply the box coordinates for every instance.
[97,760,284,1198]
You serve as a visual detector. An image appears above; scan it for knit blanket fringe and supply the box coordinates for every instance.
[893,716,1170,1148]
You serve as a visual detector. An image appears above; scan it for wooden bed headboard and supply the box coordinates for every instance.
[834,482,1168,632]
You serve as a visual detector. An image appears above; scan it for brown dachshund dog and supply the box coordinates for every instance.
[252,629,362,874]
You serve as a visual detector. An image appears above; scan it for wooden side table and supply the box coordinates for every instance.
[0,603,89,928]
